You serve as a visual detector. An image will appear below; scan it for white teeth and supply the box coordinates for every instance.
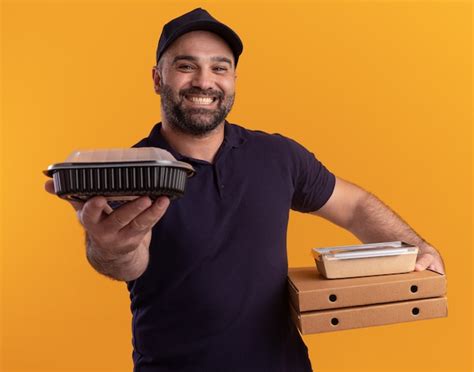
[187,96,214,105]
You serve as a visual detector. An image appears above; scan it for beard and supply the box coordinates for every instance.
[160,84,235,137]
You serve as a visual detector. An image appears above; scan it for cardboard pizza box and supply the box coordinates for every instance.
[290,296,447,335]
[288,267,446,312]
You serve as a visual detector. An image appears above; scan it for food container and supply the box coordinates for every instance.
[312,241,419,279]
[44,148,195,206]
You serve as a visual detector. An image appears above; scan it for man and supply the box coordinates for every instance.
[45,8,444,372]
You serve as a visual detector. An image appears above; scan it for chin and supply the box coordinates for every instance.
[188,114,221,126]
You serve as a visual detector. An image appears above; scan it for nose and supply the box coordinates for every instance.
[191,68,215,91]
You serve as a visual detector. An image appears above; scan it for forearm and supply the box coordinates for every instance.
[314,177,444,273]
[85,233,149,282]
[349,191,434,252]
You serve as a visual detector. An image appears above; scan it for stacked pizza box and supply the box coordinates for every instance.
[288,242,447,334]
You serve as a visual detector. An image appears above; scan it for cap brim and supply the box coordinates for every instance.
[158,20,243,66]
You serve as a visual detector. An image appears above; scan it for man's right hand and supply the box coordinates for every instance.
[44,179,170,281]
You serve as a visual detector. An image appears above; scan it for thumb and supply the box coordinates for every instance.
[415,252,435,271]
[44,179,84,212]
[44,179,55,194]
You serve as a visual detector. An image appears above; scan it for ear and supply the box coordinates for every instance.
[152,66,162,94]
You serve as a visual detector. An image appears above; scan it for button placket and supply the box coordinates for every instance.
[213,142,233,199]
[214,164,225,198]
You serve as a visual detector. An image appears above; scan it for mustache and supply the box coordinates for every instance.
[179,87,224,100]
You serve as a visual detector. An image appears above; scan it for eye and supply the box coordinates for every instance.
[213,66,228,73]
[177,64,195,71]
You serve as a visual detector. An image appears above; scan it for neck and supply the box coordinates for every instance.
[160,119,225,163]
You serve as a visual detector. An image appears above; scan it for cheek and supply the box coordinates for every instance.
[221,79,236,97]
[164,74,191,92]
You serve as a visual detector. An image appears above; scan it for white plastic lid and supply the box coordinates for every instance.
[65,147,176,162]
[312,241,419,260]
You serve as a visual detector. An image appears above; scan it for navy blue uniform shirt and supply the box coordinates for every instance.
[128,122,336,371]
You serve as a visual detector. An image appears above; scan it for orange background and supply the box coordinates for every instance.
[1,1,472,371]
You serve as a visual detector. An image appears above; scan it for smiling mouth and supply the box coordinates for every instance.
[184,95,218,106]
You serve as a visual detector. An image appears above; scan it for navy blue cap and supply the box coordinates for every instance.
[156,8,243,67]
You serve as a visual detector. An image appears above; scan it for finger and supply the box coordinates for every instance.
[76,198,114,225]
[44,179,55,194]
[45,179,86,212]
[119,197,170,238]
[415,253,434,271]
[103,203,114,215]
[428,262,445,275]
[80,196,110,228]
[102,196,153,232]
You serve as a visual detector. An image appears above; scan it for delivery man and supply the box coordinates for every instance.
[45,8,445,372]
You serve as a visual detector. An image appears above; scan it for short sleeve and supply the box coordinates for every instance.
[286,138,336,213]
[132,137,149,148]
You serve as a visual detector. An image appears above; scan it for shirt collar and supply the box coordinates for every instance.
[146,121,247,162]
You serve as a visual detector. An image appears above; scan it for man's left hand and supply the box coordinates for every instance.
[415,246,445,274]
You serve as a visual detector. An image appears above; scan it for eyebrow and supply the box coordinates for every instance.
[172,55,233,67]
[172,55,197,64]
[211,56,232,66]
